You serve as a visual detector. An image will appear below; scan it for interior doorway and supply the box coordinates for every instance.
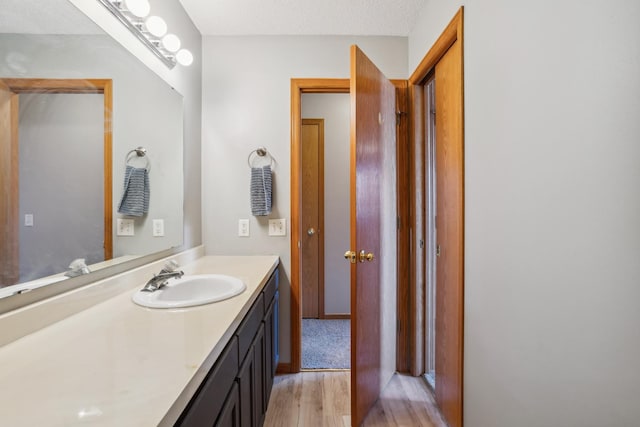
[300,94,352,370]
[290,78,350,373]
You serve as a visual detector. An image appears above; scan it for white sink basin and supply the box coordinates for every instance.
[132,274,246,309]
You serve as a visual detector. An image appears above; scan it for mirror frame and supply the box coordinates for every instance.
[0,2,187,315]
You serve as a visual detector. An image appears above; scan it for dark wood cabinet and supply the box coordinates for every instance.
[176,268,279,427]
[216,383,240,427]
[177,336,239,427]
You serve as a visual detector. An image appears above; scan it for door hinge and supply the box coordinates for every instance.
[396,110,407,125]
[397,216,401,230]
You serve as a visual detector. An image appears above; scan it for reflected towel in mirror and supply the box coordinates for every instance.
[250,165,272,216]
[117,165,150,216]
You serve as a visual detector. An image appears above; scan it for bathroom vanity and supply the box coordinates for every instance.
[0,252,279,426]
[174,266,279,426]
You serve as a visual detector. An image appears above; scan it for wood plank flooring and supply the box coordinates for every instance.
[264,371,448,427]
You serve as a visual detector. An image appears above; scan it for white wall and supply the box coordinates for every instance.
[410,1,640,426]
[202,35,407,362]
[302,93,351,315]
[19,94,103,281]
[70,0,203,251]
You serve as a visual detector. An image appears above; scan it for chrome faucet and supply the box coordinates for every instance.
[64,258,91,278]
[141,260,184,292]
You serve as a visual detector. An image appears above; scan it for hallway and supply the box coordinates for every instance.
[264,371,447,426]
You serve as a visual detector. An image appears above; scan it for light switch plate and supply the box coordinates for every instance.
[268,218,286,236]
[117,218,134,236]
[153,219,165,237]
[238,219,250,237]
[24,214,34,227]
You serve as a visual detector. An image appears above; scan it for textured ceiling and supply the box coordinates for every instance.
[178,0,427,36]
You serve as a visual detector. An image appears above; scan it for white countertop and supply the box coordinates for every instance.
[0,255,279,427]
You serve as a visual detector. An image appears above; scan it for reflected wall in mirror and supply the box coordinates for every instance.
[0,78,113,285]
[0,0,184,298]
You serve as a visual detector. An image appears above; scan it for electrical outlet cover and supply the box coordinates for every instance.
[153,219,165,237]
[268,219,286,236]
[238,219,250,237]
[117,218,134,236]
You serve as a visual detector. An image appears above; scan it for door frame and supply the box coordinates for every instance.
[0,78,113,279]
[290,78,411,374]
[290,78,350,373]
[408,6,465,427]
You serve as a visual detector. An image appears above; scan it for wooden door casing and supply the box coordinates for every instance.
[350,45,397,427]
[434,38,464,427]
[408,8,465,427]
[301,119,325,319]
[0,80,19,285]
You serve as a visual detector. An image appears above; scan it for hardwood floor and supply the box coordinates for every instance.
[264,371,447,427]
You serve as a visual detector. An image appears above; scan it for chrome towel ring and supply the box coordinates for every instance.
[247,146,275,168]
[125,146,150,171]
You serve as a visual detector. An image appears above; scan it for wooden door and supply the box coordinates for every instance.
[349,45,397,426]
[0,80,19,285]
[301,119,325,318]
[434,38,464,427]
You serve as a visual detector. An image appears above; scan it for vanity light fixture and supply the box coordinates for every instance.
[161,33,181,53]
[145,16,167,37]
[97,0,194,69]
[123,0,150,18]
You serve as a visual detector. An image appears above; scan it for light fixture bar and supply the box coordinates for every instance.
[97,0,177,69]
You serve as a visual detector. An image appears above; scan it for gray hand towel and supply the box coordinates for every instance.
[251,165,272,216]
[117,165,150,217]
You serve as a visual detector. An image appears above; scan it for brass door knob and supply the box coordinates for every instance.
[344,250,356,264]
[359,250,375,262]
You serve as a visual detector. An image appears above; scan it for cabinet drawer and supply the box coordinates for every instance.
[178,336,239,426]
[236,293,264,360]
[262,269,278,310]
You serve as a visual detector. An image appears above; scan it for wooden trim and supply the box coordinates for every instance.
[0,80,20,285]
[408,7,465,427]
[290,79,350,373]
[1,78,112,94]
[103,81,113,260]
[275,363,292,374]
[392,79,411,374]
[2,78,114,262]
[323,314,351,320]
[409,9,463,85]
[318,119,325,320]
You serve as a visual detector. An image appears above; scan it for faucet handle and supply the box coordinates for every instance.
[162,259,179,272]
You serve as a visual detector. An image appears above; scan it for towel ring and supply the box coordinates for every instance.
[125,146,150,171]
[247,146,275,168]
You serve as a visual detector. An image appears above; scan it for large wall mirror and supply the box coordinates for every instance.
[0,0,184,301]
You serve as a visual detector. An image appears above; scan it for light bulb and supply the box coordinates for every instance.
[124,0,150,18]
[161,34,181,52]
[145,16,167,37]
[176,49,194,66]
